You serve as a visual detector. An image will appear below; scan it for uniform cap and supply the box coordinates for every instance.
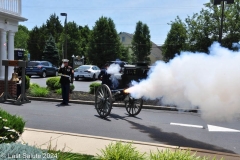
[62,59,69,62]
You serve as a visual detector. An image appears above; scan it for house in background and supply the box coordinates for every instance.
[0,0,27,79]
[0,0,27,95]
[119,32,163,65]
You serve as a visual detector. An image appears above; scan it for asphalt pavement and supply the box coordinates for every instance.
[29,76,100,92]
[1,101,240,155]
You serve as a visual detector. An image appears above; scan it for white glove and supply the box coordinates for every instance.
[61,63,64,68]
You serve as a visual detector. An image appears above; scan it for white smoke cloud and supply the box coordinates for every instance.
[107,64,121,89]
[106,63,121,74]
[128,42,240,121]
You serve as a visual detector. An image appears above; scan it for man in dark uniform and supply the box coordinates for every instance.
[98,63,112,88]
[58,59,74,105]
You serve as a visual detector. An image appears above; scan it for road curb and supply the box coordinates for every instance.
[24,127,240,159]
[28,96,199,112]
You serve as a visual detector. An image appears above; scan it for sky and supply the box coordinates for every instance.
[20,0,210,46]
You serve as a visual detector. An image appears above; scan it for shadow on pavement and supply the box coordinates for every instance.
[125,119,236,154]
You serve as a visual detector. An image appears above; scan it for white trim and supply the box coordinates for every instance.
[207,125,240,132]
[170,122,204,129]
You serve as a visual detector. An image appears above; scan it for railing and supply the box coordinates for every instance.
[0,0,21,16]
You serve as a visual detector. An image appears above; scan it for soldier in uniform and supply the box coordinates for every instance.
[58,59,74,105]
[98,63,112,88]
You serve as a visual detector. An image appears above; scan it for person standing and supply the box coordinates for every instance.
[98,63,112,88]
[58,59,74,105]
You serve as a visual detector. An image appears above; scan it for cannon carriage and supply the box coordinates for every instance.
[95,62,150,118]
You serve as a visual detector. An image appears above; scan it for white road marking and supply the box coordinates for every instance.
[170,123,204,129]
[207,125,240,132]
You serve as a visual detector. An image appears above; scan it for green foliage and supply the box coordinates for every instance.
[0,109,25,143]
[30,83,40,89]
[29,87,49,97]
[25,75,30,90]
[56,88,62,95]
[43,34,59,66]
[0,142,55,160]
[54,80,61,90]
[162,17,187,62]
[87,16,128,67]
[97,141,145,160]
[14,25,29,49]
[70,84,75,92]
[131,21,152,63]
[28,24,47,61]
[46,77,60,90]
[149,149,221,160]
[89,82,101,94]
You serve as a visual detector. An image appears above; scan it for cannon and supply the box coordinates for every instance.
[95,62,150,118]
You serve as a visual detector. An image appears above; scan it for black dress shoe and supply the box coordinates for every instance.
[60,102,66,105]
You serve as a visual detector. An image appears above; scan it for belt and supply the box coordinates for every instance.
[61,74,71,78]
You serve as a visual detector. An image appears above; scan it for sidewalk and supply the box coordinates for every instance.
[18,128,240,160]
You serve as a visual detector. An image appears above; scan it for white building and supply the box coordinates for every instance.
[0,0,27,79]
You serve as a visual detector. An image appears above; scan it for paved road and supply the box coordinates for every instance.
[1,101,240,154]
[30,76,100,92]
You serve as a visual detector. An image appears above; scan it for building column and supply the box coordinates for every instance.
[8,31,15,80]
[0,29,7,80]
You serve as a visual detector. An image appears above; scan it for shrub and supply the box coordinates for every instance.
[54,81,61,90]
[56,88,62,95]
[0,109,25,143]
[29,87,49,97]
[149,149,211,160]
[89,82,101,94]
[0,142,56,160]
[70,84,75,92]
[46,77,60,90]
[25,75,30,90]
[30,83,40,89]
[97,141,145,160]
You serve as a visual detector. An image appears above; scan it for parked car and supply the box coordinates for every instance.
[74,65,101,81]
[26,61,58,78]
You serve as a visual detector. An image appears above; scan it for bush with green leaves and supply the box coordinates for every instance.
[56,88,62,95]
[29,87,49,97]
[149,149,214,160]
[54,81,61,90]
[0,109,25,143]
[70,83,75,92]
[89,82,101,94]
[0,142,56,160]
[30,83,40,89]
[25,75,30,90]
[46,77,60,90]
[97,141,145,160]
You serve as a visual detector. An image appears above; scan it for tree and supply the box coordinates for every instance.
[184,0,240,52]
[131,21,152,63]
[43,34,59,66]
[14,25,29,49]
[162,17,187,61]
[46,13,63,44]
[27,25,47,61]
[87,16,128,67]
[78,25,91,58]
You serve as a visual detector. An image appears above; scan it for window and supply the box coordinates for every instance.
[122,37,125,42]
[42,62,49,66]
[28,62,39,67]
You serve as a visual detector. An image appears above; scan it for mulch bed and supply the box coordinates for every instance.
[26,90,161,106]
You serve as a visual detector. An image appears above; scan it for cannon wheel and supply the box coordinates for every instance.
[95,84,113,118]
[125,95,143,116]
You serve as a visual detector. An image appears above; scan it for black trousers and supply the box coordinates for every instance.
[61,83,70,104]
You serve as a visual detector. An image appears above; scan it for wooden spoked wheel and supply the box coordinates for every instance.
[125,95,143,116]
[95,84,113,118]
